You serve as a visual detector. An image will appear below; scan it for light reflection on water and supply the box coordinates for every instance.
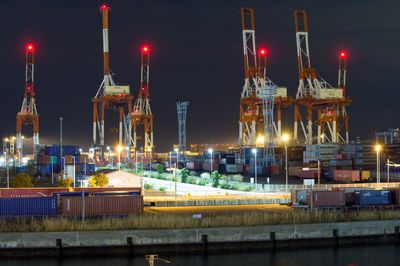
[1,244,399,266]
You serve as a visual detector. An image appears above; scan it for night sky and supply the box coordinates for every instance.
[1,0,399,153]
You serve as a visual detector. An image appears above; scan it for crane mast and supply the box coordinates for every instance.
[16,43,39,164]
[132,46,154,156]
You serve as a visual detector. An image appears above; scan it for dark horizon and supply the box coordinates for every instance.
[1,0,399,153]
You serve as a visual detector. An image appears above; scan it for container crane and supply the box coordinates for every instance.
[16,43,39,164]
[293,10,350,145]
[131,46,154,158]
[91,4,133,162]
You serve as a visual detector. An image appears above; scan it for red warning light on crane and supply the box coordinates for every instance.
[100,4,109,10]
[27,86,31,91]
[26,44,34,51]
[260,49,266,55]
[340,51,346,58]
[142,46,149,53]
[141,87,145,91]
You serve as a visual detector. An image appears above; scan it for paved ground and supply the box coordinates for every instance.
[144,204,292,214]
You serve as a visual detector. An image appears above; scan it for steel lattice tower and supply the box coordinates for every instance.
[260,85,276,165]
[176,102,189,162]
[16,43,39,164]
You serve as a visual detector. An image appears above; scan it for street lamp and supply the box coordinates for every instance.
[208,148,213,176]
[117,146,123,171]
[376,144,381,186]
[252,148,257,189]
[174,148,179,169]
[281,134,289,190]
[256,135,265,147]
[72,156,76,187]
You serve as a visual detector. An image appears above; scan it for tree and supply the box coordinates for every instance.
[88,173,109,187]
[58,177,73,187]
[211,171,221,188]
[180,168,189,183]
[155,164,164,175]
[12,173,33,188]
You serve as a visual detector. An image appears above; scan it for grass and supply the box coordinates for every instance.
[1,209,400,233]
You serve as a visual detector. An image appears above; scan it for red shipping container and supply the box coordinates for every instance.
[0,188,70,198]
[203,162,219,171]
[298,169,320,178]
[37,154,49,164]
[333,170,360,182]
[335,153,347,160]
[64,155,73,165]
[73,187,141,195]
[185,161,200,170]
[289,166,302,176]
[269,165,279,175]
[306,190,345,207]
[61,195,143,216]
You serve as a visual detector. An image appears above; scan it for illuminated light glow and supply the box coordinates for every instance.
[26,44,34,51]
[27,86,31,91]
[100,4,109,10]
[340,51,346,58]
[376,144,381,152]
[256,135,265,144]
[281,134,289,142]
[141,87,145,91]
[260,49,266,55]
[142,46,149,52]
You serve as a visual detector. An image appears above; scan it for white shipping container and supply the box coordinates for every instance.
[65,165,76,179]
[314,88,343,99]
[306,144,341,152]
[103,85,130,96]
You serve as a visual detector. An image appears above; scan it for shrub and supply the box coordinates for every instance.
[243,186,252,191]
[211,171,221,188]
[220,183,231,190]
[58,177,73,188]
[180,168,189,183]
[187,177,197,184]
[189,170,197,176]
[200,172,210,179]
[144,184,153,190]
[155,164,164,175]
[12,173,33,188]
[159,187,167,191]
[199,179,209,186]
[231,185,239,190]
[231,174,244,182]
[88,173,109,187]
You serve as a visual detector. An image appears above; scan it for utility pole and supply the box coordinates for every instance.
[60,117,63,178]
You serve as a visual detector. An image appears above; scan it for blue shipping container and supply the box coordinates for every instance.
[80,163,95,174]
[93,191,140,196]
[16,167,25,173]
[355,190,391,206]
[323,169,334,180]
[52,192,89,197]
[0,197,57,216]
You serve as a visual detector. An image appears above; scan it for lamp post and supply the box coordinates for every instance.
[169,151,172,189]
[208,148,213,177]
[72,156,76,187]
[135,151,138,174]
[252,148,257,189]
[281,134,289,190]
[117,146,123,171]
[376,144,381,187]
[174,148,179,169]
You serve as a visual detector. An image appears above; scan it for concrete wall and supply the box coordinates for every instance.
[0,219,399,248]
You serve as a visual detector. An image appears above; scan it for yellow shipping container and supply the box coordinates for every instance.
[361,171,370,181]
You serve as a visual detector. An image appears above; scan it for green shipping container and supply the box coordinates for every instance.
[49,156,57,164]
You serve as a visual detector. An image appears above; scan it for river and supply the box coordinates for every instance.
[1,243,399,266]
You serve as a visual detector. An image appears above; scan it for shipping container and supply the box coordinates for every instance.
[60,196,143,216]
[323,169,334,180]
[249,165,269,175]
[295,189,326,204]
[335,153,348,160]
[390,189,400,205]
[202,162,219,171]
[298,169,321,179]
[73,187,141,195]
[93,191,141,196]
[16,167,25,173]
[355,190,391,205]
[80,163,96,174]
[288,166,302,177]
[269,165,279,175]
[52,192,89,197]
[333,170,360,182]
[37,154,49,164]
[45,146,57,156]
[0,188,70,198]
[185,161,201,170]
[329,160,353,166]
[0,197,57,216]
[225,164,243,173]
[306,144,341,152]
[80,154,89,164]
[49,155,57,164]
[361,171,371,181]
[306,190,345,207]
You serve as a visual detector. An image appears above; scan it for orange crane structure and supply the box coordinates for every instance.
[131,46,154,158]
[92,4,133,161]
[16,43,39,164]
[238,8,292,149]
[293,10,351,145]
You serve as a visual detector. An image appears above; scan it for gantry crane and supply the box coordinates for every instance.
[92,4,133,162]
[238,8,292,152]
[16,43,39,164]
[131,46,154,158]
[293,10,351,145]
